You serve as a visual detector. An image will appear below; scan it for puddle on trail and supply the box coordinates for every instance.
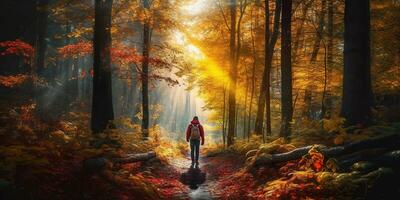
[172,156,215,200]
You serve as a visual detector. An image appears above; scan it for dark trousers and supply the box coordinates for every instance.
[190,139,200,163]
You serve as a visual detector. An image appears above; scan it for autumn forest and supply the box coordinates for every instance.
[1,0,400,199]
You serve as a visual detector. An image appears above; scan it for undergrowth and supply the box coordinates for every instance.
[0,103,187,199]
[208,118,400,199]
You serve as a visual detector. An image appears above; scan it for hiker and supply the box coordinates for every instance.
[186,116,205,166]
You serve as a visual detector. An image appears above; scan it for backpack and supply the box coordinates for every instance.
[190,124,201,140]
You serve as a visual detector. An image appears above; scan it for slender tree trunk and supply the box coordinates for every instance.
[72,58,79,99]
[129,65,137,120]
[255,0,281,135]
[263,0,273,136]
[222,83,227,147]
[254,0,270,136]
[321,41,328,120]
[340,0,373,126]
[292,0,313,62]
[244,68,249,138]
[91,0,114,133]
[280,0,293,138]
[235,104,239,138]
[35,0,48,76]
[227,0,237,146]
[310,0,327,63]
[248,6,258,140]
[34,0,49,118]
[324,0,334,118]
[141,0,151,138]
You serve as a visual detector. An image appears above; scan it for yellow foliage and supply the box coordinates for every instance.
[322,117,346,133]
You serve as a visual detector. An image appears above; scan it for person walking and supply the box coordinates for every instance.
[186,116,205,167]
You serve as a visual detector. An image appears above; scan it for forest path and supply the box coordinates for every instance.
[169,153,216,200]
[163,152,244,200]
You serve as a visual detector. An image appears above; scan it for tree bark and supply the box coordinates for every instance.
[112,151,156,164]
[83,151,156,173]
[244,65,249,138]
[310,0,327,63]
[91,0,114,133]
[253,134,400,167]
[280,0,293,138]
[34,0,49,119]
[237,0,248,139]
[35,0,49,76]
[255,0,282,136]
[292,0,313,62]
[248,6,257,140]
[227,0,237,146]
[324,0,333,118]
[254,0,270,136]
[141,0,151,138]
[222,83,227,147]
[340,0,373,126]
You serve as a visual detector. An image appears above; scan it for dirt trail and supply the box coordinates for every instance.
[169,154,216,200]
[164,152,244,200]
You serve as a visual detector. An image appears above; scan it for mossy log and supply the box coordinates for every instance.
[253,134,400,167]
[83,151,156,173]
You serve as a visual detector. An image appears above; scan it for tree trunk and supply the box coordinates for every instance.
[112,151,156,164]
[280,0,293,138]
[254,0,270,136]
[324,0,333,118]
[255,0,281,135]
[227,0,237,146]
[34,0,49,119]
[222,83,227,147]
[248,6,257,140]
[292,0,313,62]
[35,0,48,76]
[244,67,249,138]
[72,58,79,99]
[141,0,151,138]
[340,0,373,126]
[310,0,327,63]
[83,151,156,173]
[91,0,114,133]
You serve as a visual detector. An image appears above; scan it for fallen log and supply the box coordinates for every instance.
[83,151,156,173]
[350,150,400,173]
[253,134,400,167]
[112,151,157,164]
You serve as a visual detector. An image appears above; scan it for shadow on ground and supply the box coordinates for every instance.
[179,166,206,190]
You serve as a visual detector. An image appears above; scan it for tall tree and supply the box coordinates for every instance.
[324,0,333,118]
[227,0,237,146]
[91,0,114,133]
[222,83,227,146]
[34,0,49,118]
[141,0,151,138]
[280,0,293,138]
[254,0,281,136]
[292,0,313,62]
[248,5,257,140]
[310,0,327,63]
[35,0,49,76]
[340,0,373,126]
[237,0,248,138]
[254,0,270,136]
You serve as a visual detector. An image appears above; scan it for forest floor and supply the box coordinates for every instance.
[1,93,400,199]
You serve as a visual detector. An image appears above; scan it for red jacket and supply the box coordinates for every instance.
[186,119,205,144]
